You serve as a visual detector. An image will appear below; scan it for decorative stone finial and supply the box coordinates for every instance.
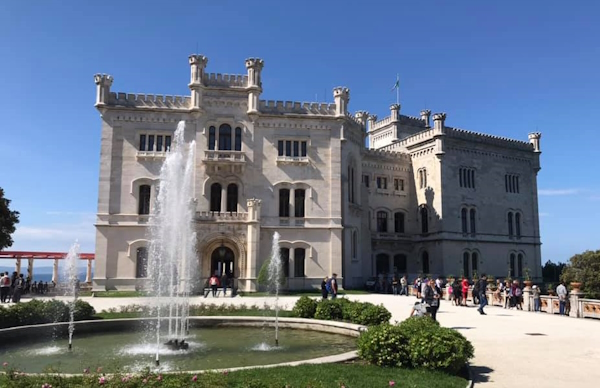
[432,112,446,134]
[333,87,350,98]
[433,113,447,122]
[390,104,400,111]
[245,58,264,70]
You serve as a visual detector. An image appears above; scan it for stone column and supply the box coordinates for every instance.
[15,258,21,274]
[27,258,34,280]
[52,259,59,284]
[289,188,295,218]
[86,259,92,284]
[569,288,584,318]
[221,185,227,213]
[522,287,532,311]
[245,199,262,291]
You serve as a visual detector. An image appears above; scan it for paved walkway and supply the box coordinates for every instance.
[18,294,600,387]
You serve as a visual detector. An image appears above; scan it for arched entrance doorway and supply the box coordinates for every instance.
[210,246,235,277]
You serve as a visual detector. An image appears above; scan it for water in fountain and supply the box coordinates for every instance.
[146,120,197,366]
[63,241,80,351]
[267,232,282,347]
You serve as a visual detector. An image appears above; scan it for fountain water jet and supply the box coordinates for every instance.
[267,232,282,347]
[147,120,197,366]
[63,241,80,351]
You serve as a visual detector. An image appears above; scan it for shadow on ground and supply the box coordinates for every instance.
[470,365,493,383]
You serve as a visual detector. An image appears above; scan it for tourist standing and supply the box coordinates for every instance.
[477,274,488,315]
[423,279,440,321]
[330,273,338,299]
[532,285,541,312]
[220,273,228,297]
[400,275,408,296]
[321,276,329,299]
[208,274,220,297]
[12,274,25,303]
[0,272,10,303]
[461,277,469,306]
[391,275,399,295]
[556,281,567,315]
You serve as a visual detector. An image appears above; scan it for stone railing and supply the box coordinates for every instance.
[195,211,248,222]
[203,150,246,163]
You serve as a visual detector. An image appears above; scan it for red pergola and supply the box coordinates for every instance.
[0,251,95,260]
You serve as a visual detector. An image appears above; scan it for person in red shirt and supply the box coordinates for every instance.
[461,277,469,306]
[209,274,220,297]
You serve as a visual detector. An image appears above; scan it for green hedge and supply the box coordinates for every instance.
[0,299,96,329]
[357,317,474,374]
[291,297,391,326]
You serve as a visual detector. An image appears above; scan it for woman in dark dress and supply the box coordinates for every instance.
[321,276,329,299]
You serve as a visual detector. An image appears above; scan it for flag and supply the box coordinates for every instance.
[391,76,400,92]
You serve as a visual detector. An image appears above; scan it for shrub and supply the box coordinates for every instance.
[355,303,391,326]
[292,296,318,318]
[357,323,410,367]
[314,299,343,321]
[341,300,362,322]
[74,299,96,321]
[0,299,96,329]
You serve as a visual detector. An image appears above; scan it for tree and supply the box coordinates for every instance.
[542,260,566,283]
[560,250,600,299]
[0,187,20,250]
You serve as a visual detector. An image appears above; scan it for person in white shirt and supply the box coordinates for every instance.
[0,272,11,303]
[556,281,568,315]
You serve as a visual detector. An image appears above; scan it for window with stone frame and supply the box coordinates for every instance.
[376,211,388,232]
[138,185,151,215]
[139,133,172,152]
[394,178,405,191]
[210,183,222,212]
[420,206,429,234]
[136,247,148,278]
[418,168,427,189]
[226,184,238,213]
[208,124,243,151]
[363,174,370,188]
[294,189,305,218]
[280,248,290,278]
[394,212,405,233]
[294,248,306,277]
[505,174,520,193]
[376,176,388,190]
[279,189,290,217]
[277,139,308,158]
[459,167,476,189]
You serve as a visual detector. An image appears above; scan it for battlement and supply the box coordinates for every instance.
[258,100,336,116]
[446,127,534,151]
[377,128,435,152]
[370,114,427,132]
[364,147,411,161]
[204,73,248,88]
[108,92,191,109]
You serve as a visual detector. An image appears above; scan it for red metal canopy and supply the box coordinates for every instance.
[0,251,94,260]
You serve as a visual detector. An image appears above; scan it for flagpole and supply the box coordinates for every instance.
[396,74,399,105]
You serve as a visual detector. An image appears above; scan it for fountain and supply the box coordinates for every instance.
[63,241,80,351]
[146,120,197,366]
[267,232,282,347]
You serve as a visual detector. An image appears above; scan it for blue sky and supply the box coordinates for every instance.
[0,1,598,266]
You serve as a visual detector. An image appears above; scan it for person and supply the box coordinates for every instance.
[423,279,440,321]
[220,272,228,297]
[391,275,399,296]
[503,280,511,309]
[556,282,567,315]
[400,275,408,296]
[208,273,220,297]
[410,300,430,318]
[0,272,11,303]
[415,276,422,299]
[514,281,523,310]
[472,278,480,305]
[477,274,488,315]
[532,285,541,312]
[321,276,329,299]
[12,274,25,303]
[452,280,462,306]
[494,280,503,304]
[329,273,338,299]
[461,277,469,306]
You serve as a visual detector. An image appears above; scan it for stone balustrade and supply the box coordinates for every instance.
[195,211,248,222]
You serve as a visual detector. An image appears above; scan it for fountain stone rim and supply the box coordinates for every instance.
[0,316,365,377]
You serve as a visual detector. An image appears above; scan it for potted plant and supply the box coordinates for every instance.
[446,274,455,283]
[487,275,497,291]
[547,283,555,296]
[523,268,533,288]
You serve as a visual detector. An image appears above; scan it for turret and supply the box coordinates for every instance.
[189,54,208,110]
[420,109,431,128]
[354,111,369,129]
[367,114,378,131]
[333,87,350,117]
[390,104,400,122]
[245,58,264,115]
[528,132,542,153]
[432,113,446,135]
[94,74,113,106]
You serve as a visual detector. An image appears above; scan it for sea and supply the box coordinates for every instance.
[0,268,90,283]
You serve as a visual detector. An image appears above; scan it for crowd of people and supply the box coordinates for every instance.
[0,271,53,303]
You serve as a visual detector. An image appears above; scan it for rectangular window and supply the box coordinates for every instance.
[280,248,290,278]
[460,168,475,188]
[147,135,155,152]
[208,127,216,150]
[156,135,163,152]
[394,212,405,233]
[279,189,290,217]
[139,135,146,151]
[363,175,370,188]
[278,140,284,156]
[294,248,306,277]
[165,136,172,151]
[293,141,299,157]
[376,177,387,190]
[505,174,520,193]
[279,140,308,158]
[294,189,305,218]
[285,141,292,157]
[301,141,307,157]
[394,178,404,191]
[234,127,242,151]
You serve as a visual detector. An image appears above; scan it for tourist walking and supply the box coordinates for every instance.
[461,277,469,306]
[423,279,441,321]
[532,285,541,312]
[556,281,567,315]
[329,273,338,299]
[391,275,400,295]
[514,281,523,310]
[400,275,408,296]
[0,272,10,303]
[220,273,228,297]
[321,276,329,299]
[477,274,488,315]
[208,274,220,297]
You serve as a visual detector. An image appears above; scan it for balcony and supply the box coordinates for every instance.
[203,150,246,174]
[136,151,168,160]
[195,211,248,222]
[276,156,309,165]
[371,232,411,241]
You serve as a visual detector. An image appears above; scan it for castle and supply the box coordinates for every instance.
[92,54,542,291]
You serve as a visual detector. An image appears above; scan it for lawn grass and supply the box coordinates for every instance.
[238,289,370,297]
[95,309,295,320]
[0,363,468,388]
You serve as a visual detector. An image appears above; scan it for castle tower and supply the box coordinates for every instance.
[189,54,208,110]
[432,113,446,157]
[390,104,400,122]
[333,87,350,117]
[528,132,542,153]
[354,111,369,130]
[420,109,431,128]
[245,58,264,116]
[94,74,113,106]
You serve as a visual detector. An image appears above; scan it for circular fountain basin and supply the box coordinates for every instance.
[0,317,362,374]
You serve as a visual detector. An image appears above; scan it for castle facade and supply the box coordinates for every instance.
[92,55,542,291]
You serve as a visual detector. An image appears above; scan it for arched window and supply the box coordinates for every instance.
[471,252,478,274]
[510,253,516,277]
[210,183,222,212]
[377,211,388,232]
[517,253,523,278]
[470,209,476,235]
[234,127,242,151]
[280,248,290,278]
[508,212,514,237]
[422,251,430,274]
[138,185,151,215]
[420,206,429,234]
[294,189,306,218]
[279,189,290,217]
[515,213,521,238]
[351,230,358,260]
[394,212,405,233]
[461,208,468,234]
[376,253,389,275]
[135,247,148,278]
[348,166,356,203]
[463,252,470,278]
[294,248,306,277]
[208,126,216,150]
[394,254,407,274]
[226,184,238,213]
[218,124,232,150]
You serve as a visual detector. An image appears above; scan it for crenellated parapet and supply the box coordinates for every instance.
[204,73,248,88]
[107,92,191,110]
[364,147,411,161]
[447,127,535,151]
[258,100,336,116]
[94,74,113,106]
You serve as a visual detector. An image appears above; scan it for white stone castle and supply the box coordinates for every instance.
[92,54,542,292]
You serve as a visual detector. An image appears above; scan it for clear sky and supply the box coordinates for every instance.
[1,1,598,266]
